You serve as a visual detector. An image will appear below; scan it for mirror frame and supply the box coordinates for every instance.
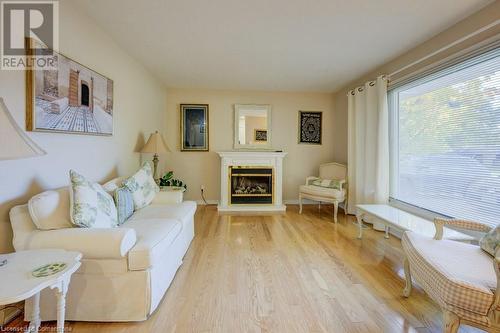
[233,104,272,150]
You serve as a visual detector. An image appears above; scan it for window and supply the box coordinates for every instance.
[388,47,500,227]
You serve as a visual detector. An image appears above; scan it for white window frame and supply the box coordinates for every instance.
[387,44,500,224]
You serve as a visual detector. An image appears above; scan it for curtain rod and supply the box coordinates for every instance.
[388,19,499,78]
[346,19,499,96]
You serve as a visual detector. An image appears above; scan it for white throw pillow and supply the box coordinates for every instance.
[123,162,159,210]
[69,170,118,228]
[28,188,72,230]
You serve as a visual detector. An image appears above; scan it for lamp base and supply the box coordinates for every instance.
[152,154,159,184]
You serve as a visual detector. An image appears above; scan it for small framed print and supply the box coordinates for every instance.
[180,104,209,151]
[254,129,268,142]
[298,111,322,145]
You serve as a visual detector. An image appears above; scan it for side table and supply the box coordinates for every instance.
[0,249,82,333]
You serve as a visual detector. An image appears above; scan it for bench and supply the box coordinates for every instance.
[355,204,474,242]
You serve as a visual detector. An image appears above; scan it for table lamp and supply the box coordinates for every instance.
[141,131,170,183]
[0,97,46,267]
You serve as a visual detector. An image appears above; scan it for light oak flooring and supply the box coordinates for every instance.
[9,205,482,333]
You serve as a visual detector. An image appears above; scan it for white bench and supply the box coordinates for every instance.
[355,204,474,242]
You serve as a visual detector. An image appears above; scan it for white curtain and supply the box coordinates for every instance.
[347,76,389,222]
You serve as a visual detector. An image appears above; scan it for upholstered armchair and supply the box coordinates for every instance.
[298,162,347,223]
[402,218,499,333]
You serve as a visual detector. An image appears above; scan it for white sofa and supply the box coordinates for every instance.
[9,177,196,322]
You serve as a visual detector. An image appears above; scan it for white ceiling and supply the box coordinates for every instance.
[72,0,492,92]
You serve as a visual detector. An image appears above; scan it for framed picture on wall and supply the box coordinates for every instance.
[180,104,209,151]
[254,129,268,142]
[298,111,322,144]
[26,39,114,136]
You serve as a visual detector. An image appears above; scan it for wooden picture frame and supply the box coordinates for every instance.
[26,38,114,136]
[298,111,322,145]
[180,104,209,151]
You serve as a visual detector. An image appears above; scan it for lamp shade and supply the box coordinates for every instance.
[0,98,46,160]
[141,131,170,154]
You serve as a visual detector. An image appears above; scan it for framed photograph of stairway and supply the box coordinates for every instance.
[26,40,114,136]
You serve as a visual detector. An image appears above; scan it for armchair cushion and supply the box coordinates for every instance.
[23,227,137,259]
[299,184,345,201]
[402,231,496,316]
[311,178,342,190]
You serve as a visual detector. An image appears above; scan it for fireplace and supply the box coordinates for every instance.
[230,166,273,204]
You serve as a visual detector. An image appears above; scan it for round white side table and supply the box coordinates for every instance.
[0,249,82,333]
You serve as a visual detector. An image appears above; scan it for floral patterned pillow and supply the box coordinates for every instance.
[123,162,159,210]
[69,170,118,228]
[479,224,500,257]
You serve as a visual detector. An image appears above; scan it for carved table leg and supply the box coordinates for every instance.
[443,310,460,333]
[384,225,390,239]
[27,292,41,333]
[356,213,364,239]
[51,279,69,333]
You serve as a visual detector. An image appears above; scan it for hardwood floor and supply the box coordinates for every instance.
[8,205,482,332]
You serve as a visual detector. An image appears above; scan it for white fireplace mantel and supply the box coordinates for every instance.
[217,151,287,212]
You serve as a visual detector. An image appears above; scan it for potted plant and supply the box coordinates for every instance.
[159,171,187,191]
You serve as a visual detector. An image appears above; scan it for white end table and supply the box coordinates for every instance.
[0,249,81,333]
[356,204,474,242]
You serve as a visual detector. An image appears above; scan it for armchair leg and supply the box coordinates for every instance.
[443,311,460,333]
[333,201,338,223]
[299,194,303,214]
[403,257,412,297]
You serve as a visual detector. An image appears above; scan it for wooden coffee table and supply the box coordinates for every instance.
[0,249,81,333]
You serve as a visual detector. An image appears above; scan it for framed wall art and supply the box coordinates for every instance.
[298,111,322,145]
[180,104,209,151]
[254,129,268,142]
[26,39,114,136]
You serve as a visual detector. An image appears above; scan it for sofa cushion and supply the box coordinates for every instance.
[28,188,72,230]
[69,170,118,228]
[114,187,134,225]
[123,163,159,210]
[129,201,197,225]
[402,231,496,316]
[124,218,182,270]
[299,184,345,200]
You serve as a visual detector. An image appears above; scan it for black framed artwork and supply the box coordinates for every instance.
[254,129,268,142]
[180,104,209,151]
[298,111,322,144]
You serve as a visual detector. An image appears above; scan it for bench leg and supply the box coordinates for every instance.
[403,257,412,297]
[356,213,364,239]
[443,311,460,333]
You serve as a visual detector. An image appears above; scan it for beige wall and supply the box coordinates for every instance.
[165,88,335,202]
[332,1,500,163]
[0,1,167,253]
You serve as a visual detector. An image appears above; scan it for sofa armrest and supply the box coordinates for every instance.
[433,218,492,240]
[151,191,183,204]
[306,176,319,185]
[24,227,137,259]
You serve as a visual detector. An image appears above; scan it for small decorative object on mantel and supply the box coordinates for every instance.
[180,104,209,151]
[160,171,187,191]
[298,111,322,145]
[141,131,171,183]
[25,38,114,136]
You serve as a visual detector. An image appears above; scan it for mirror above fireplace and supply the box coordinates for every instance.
[234,104,272,150]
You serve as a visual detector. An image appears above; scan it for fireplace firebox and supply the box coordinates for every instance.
[229,166,273,204]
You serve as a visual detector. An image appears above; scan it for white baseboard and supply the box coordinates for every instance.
[195,199,219,205]
[195,199,321,206]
